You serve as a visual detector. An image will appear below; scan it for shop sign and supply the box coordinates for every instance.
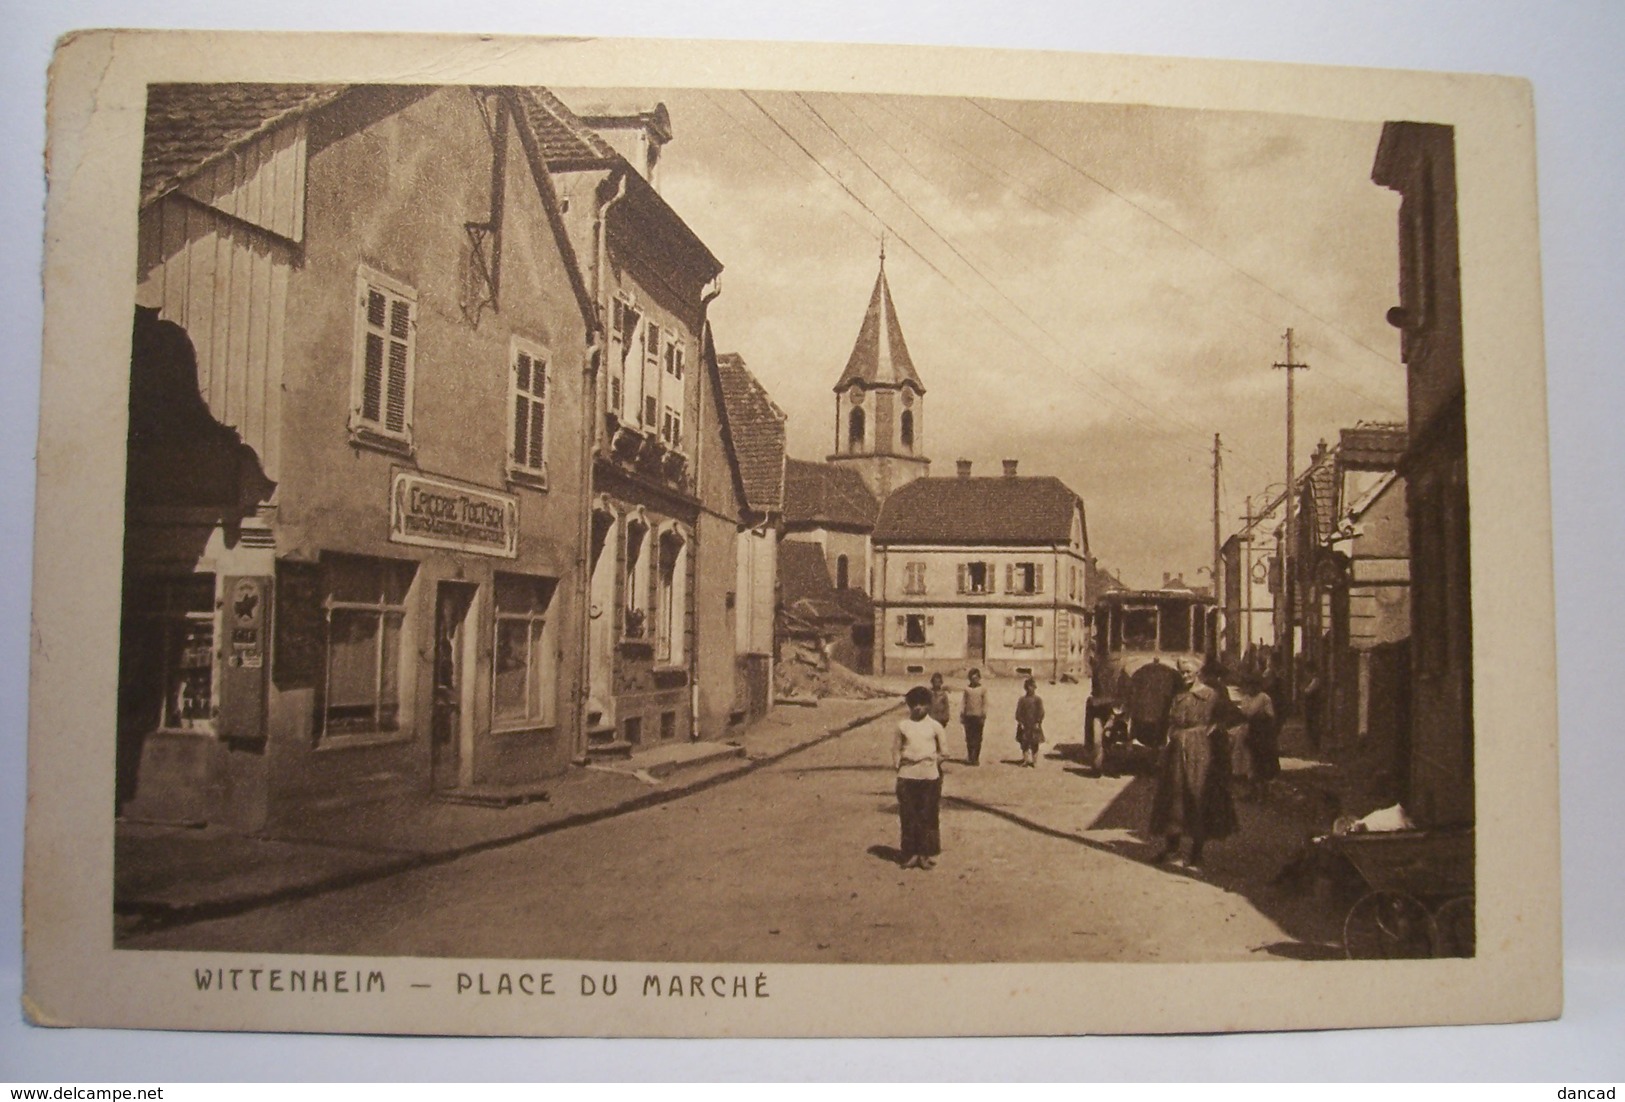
[390,471,518,558]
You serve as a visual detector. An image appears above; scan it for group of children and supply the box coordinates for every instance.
[888,671,1048,870]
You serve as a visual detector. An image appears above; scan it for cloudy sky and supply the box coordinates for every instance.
[561,88,1407,589]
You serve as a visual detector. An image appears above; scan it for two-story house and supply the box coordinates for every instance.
[120,84,596,830]
[871,460,1091,680]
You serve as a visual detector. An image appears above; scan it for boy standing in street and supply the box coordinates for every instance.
[961,668,988,765]
[1015,677,1046,768]
[928,672,952,730]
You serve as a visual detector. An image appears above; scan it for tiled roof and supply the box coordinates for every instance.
[513,87,619,166]
[1302,447,1340,545]
[783,459,879,531]
[141,83,347,206]
[835,261,923,392]
[1339,422,1408,470]
[714,353,786,515]
[873,476,1083,544]
[779,541,855,624]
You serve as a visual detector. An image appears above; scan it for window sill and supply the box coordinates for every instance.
[491,722,558,738]
[896,642,930,649]
[506,464,549,492]
[314,730,411,752]
[349,426,415,460]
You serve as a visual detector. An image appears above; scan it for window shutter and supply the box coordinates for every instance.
[957,564,967,594]
[1034,564,1044,594]
[1036,616,1045,629]
[1005,564,1014,593]
[385,300,410,434]
[896,614,906,628]
[1002,617,1014,645]
[926,615,934,626]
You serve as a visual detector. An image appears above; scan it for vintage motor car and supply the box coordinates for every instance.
[1084,588,1216,774]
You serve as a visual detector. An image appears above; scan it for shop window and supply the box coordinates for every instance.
[509,339,549,481]
[493,574,559,730]
[350,268,415,448]
[123,574,217,731]
[624,517,650,640]
[320,555,415,739]
[656,527,688,665]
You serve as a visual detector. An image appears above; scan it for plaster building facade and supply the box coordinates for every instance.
[1374,120,1473,830]
[871,460,1091,681]
[120,85,596,830]
[525,89,740,755]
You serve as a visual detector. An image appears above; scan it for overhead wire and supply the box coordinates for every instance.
[736,89,1209,456]
[965,97,1406,416]
[805,91,1224,448]
[870,94,1403,432]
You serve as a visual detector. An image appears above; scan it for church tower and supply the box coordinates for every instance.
[828,248,930,502]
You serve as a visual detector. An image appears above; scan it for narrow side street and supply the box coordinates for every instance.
[123,678,1344,963]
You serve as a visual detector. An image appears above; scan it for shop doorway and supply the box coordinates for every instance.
[432,581,478,790]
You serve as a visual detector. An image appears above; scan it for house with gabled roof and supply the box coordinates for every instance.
[122,84,596,829]
[521,88,741,755]
[712,349,787,721]
[871,459,1091,680]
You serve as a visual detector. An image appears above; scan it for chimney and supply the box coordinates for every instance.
[1002,459,1019,477]
[956,459,973,479]
[1163,572,1173,587]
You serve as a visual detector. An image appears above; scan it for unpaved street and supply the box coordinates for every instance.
[124,679,1340,963]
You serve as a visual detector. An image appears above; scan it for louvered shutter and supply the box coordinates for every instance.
[1005,564,1014,594]
[1036,616,1044,629]
[1034,564,1044,594]
[957,565,967,594]
[385,299,410,434]
[1002,616,1015,645]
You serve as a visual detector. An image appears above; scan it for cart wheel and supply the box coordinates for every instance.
[1343,890,1437,960]
[1432,896,1476,958]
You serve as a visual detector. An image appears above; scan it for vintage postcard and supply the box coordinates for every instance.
[24,30,1559,1036]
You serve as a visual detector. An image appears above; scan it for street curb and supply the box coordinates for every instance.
[115,699,903,936]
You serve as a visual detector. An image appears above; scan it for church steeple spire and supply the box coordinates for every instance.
[827,252,930,503]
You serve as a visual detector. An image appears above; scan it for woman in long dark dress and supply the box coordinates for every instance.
[1147,658,1240,870]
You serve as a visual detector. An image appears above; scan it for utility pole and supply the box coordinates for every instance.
[1212,432,1223,655]
[1274,328,1309,704]
[1243,495,1254,657]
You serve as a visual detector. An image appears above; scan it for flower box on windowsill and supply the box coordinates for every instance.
[610,424,645,462]
[661,450,688,483]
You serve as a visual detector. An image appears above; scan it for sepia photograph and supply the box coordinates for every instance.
[20,27,1563,1042]
[110,81,1469,967]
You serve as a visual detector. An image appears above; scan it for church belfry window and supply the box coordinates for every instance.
[900,409,914,450]
[848,406,865,449]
